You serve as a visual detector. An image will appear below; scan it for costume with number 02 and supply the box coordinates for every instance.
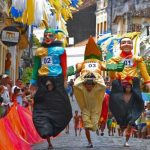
[30,28,72,138]
[108,37,150,127]
[74,37,106,131]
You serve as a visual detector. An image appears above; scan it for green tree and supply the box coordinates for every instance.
[33,34,41,47]
[144,57,150,75]
[21,67,32,84]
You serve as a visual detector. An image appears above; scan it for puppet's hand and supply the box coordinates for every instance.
[106,62,124,72]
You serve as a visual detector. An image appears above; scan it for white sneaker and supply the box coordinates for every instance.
[124,142,130,147]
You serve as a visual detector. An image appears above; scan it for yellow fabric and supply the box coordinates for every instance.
[27,0,35,25]
[122,32,140,40]
[35,47,48,57]
[133,34,139,54]
[138,60,150,83]
[74,72,106,131]
[38,65,49,76]
[111,122,117,128]
[146,121,150,126]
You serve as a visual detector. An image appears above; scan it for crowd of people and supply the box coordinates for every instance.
[0,74,33,117]
[0,74,43,150]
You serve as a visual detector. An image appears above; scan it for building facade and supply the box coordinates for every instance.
[95,0,108,39]
[107,0,150,34]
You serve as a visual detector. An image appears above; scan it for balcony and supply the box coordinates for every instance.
[0,0,8,16]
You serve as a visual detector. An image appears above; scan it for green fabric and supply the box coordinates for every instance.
[106,51,113,60]
[84,54,102,61]
[67,66,75,76]
[32,56,41,81]
[106,62,125,72]
[107,119,112,127]
[44,28,56,34]
[44,28,65,35]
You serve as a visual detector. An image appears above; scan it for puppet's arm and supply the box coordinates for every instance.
[60,50,67,79]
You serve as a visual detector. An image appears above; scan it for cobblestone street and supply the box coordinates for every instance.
[32,98,150,150]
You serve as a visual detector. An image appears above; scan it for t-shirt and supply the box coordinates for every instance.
[1,86,10,105]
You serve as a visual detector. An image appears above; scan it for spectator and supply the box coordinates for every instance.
[145,102,150,138]
[69,79,74,101]
[12,79,23,106]
[73,110,79,136]
[0,85,4,117]
[1,74,11,116]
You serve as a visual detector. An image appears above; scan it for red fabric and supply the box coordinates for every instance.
[120,51,132,58]
[144,81,150,84]
[100,93,109,124]
[60,50,67,78]
[11,94,17,103]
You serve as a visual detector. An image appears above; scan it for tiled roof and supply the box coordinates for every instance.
[79,0,96,9]
[76,0,96,11]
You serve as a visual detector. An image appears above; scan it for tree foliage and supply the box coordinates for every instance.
[21,67,32,84]
[143,56,150,75]
[32,34,41,47]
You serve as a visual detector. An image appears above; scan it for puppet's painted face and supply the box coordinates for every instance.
[43,32,55,45]
[120,38,133,53]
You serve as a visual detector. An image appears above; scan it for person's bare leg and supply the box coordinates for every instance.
[75,128,77,136]
[124,125,132,147]
[85,128,93,148]
[79,128,82,136]
[47,137,53,149]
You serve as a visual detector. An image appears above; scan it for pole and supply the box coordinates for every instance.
[110,0,113,34]
[28,25,33,66]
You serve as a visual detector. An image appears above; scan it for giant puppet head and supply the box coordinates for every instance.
[43,28,65,45]
[120,37,133,54]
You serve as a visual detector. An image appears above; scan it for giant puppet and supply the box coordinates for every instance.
[73,37,106,147]
[73,37,124,147]
[108,37,150,146]
[30,26,72,148]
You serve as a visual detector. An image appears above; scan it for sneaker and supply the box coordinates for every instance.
[86,144,93,148]
[101,132,104,136]
[48,145,54,149]
[124,142,130,147]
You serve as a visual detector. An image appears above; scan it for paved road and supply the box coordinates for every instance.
[32,97,150,150]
